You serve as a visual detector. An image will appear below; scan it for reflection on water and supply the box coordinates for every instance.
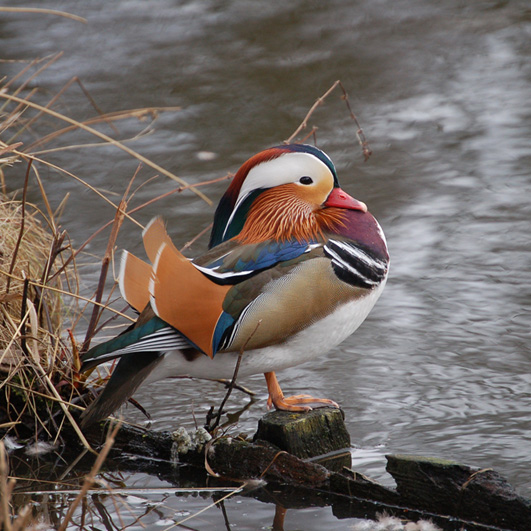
[2,0,530,527]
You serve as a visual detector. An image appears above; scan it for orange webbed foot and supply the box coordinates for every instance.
[264,371,339,412]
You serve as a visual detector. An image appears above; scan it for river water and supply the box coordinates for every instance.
[2,1,530,529]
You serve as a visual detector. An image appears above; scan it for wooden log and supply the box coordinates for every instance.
[386,454,531,530]
[204,438,330,488]
[254,408,350,460]
[83,422,174,462]
[67,417,531,529]
[329,467,401,506]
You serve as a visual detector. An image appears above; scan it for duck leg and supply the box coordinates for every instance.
[264,371,339,412]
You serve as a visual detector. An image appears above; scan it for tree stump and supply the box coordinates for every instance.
[254,408,351,470]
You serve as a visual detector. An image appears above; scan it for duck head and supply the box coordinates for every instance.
[209,144,367,247]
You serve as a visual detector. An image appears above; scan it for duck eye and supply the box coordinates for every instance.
[299,176,313,185]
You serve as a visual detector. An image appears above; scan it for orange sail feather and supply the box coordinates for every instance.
[119,251,152,312]
[149,241,231,358]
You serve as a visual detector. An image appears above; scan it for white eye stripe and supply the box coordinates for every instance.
[236,152,332,205]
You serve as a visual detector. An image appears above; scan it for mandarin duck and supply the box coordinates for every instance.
[80,144,389,426]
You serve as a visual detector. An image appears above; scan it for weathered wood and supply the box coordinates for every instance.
[254,408,350,459]
[65,417,531,529]
[329,466,401,506]
[386,454,531,531]
[204,438,330,487]
[83,422,174,462]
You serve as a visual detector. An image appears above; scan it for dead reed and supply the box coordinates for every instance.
[0,52,212,449]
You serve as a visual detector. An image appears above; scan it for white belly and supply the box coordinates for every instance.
[146,280,386,383]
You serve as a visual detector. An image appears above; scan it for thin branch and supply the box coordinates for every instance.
[0,92,212,204]
[0,441,14,531]
[6,159,32,293]
[167,486,245,531]
[0,270,135,322]
[25,107,180,152]
[284,79,372,161]
[82,169,138,352]
[0,7,86,23]
[206,320,262,432]
[180,223,213,252]
[19,277,30,356]
[10,76,120,146]
[126,171,233,219]
[14,150,144,228]
[57,421,121,531]
[285,81,342,143]
[1,53,62,106]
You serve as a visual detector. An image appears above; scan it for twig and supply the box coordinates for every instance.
[337,80,372,161]
[0,270,135,322]
[0,309,31,370]
[32,358,94,452]
[284,79,372,161]
[126,171,233,220]
[39,230,66,294]
[0,142,22,156]
[165,486,245,531]
[82,170,137,352]
[285,81,340,143]
[19,277,29,356]
[6,159,32,293]
[5,381,85,412]
[180,223,213,252]
[209,378,256,397]
[57,421,121,531]
[0,441,14,531]
[0,56,39,93]
[1,53,62,108]
[0,7,87,23]
[206,320,262,432]
[259,450,288,479]
[25,107,181,153]
[0,92,212,204]
[10,75,120,147]
[14,150,144,229]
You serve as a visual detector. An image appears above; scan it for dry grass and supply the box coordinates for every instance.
[0,47,211,529]
[0,189,82,442]
[0,52,213,449]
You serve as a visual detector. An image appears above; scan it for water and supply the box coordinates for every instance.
[2,0,530,528]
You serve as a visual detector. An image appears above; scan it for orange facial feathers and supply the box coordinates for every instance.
[149,242,231,358]
[236,184,348,244]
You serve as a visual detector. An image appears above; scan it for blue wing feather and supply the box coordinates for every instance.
[194,239,318,284]
[212,311,236,354]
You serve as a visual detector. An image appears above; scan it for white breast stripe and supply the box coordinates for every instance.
[325,248,377,286]
[327,240,387,274]
[324,241,386,287]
